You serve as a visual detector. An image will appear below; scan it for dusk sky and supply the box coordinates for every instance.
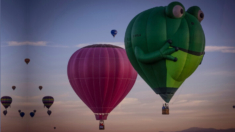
[1,0,235,132]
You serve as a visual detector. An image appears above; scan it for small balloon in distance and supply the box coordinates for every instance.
[25,58,30,64]
[111,29,117,37]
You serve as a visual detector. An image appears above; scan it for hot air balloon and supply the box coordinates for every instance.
[34,110,36,113]
[39,86,43,90]
[30,112,35,117]
[1,96,12,109]
[3,110,7,116]
[54,127,56,129]
[12,86,16,90]
[20,112,25,118]
[67,44,137,129]
[18,110,21,113]
[47,110,52,116]
[25,58,30,64]
[233,106,235,108]
[124,1,205,114]
[42,96,54,109]
[111,30,117,37]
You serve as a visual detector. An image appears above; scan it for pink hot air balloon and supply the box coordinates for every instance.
[67,44,137,130]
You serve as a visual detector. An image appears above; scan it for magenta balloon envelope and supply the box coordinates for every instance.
[67,44,137,120]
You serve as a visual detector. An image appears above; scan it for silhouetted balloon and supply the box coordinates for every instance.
[18,110,21,113]
[3,110,7,116]
[39,86,43,90]
[12,86,16,90]
[54,127,56,129]
[34,110,36,113]
[47,110,52,116]
[30,112,35,118]
[111,29,117,37]
[20,112,25,118]
[42,96,54,109]
[1,96,12,109]
[25,58,30,64]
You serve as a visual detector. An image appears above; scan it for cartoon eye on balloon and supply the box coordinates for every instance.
[67,44,137,129]
[124,1,205,115]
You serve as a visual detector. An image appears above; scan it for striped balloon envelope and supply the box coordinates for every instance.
[42,96,54,109]
[1,96,12,109]
[67,44,137,129]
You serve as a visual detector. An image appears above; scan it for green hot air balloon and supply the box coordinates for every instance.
[125,1,205,114]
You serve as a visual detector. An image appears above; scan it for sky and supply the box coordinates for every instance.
[1,0,235,132]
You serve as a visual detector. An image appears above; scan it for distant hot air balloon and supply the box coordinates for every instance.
[34,110,36,113]
[233,106,235,108]
[20,112,25,118]
[1,96,12,109]
[39,86,43,90]
[54,127,56,129]
[18,110,21,113]
[67,44,137,129]
[25,58,30,64]
[3,110,7,116]
[12,86,16,90]
[47,110,52,116]
[30,112,35,118]
[124,1,205,114]
[42,96,54,109]
[111,29,117,37]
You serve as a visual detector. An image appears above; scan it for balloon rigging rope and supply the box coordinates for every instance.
[171,86,184,105]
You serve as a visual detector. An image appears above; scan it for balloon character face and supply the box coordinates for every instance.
[125,1,205,103]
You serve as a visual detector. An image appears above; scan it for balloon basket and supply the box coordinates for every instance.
[99,120,105,130]
[162,103,169,115]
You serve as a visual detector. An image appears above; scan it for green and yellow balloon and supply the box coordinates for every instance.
[125,2,205,104]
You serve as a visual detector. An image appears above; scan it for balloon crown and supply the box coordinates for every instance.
[82,44,123,49]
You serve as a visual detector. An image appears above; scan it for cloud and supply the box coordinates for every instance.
[6,41,69,48]
[205,46,235,53]
[8,41,47,46]
[76,42,125,49]
[202,71,235,76]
